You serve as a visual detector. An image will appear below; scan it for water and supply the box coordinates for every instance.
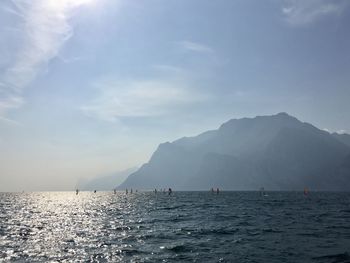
[1,191,350,262]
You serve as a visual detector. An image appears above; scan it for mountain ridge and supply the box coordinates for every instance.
[117,113,350,191]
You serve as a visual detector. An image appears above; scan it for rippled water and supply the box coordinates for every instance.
[1,191,350,262]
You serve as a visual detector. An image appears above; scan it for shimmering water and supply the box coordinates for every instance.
[1,191,350,262]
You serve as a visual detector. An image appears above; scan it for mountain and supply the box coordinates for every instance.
[82,167,138,191]
[332,132,350,147]
[118,113,350,191]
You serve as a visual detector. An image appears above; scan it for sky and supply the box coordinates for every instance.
[1,0,350,191]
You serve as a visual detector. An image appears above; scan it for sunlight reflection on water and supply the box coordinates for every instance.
[1,191,350,262]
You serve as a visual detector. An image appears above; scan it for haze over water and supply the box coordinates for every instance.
[1,191,350,262]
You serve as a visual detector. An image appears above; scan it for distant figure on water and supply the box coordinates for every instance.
[154,188,157,194]
[76,189,79,195]
[126,188,128,194]
[304,187,309,196]
[260,187,268,197]
[94,190,97,193]
[216,188,220,194]
[168,188,172,195]
[113,189,116,194]
[211,188,214,193]
[130,188,133,194]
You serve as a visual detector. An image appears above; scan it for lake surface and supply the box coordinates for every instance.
[1,191,350,262]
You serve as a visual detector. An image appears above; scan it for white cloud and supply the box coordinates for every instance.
[282,0,347,26]
[81,78,207,122]
[0,0,93,121]
[178,41,214,53]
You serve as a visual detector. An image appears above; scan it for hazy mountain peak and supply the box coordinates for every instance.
[220,112,299,130]
[276,112,291,117]
[118,113,350,191]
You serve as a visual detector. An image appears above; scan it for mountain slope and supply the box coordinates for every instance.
[82,167,138,191]
[118,113,350,191]
[332,133,350,148]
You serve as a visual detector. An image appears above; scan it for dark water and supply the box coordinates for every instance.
[1,191,350,262]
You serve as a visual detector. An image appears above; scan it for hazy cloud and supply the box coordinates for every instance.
[0,94,23,114]
[81,78,207,122]
[282,0,347,26]
[152,64,184,73]
[0,0,92,120]
[178,41,214,53]
[57,55,90,64]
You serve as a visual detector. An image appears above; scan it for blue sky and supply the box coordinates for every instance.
[1,0,349,191]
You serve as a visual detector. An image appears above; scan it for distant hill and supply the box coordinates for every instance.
[82,167,138,191]
[117,113,350,191]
